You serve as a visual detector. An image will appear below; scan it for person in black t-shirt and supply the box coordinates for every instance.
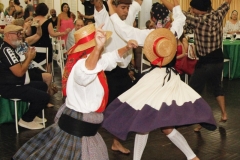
[0,24,50,130]
[49,9,58,29]
[80,0,109,23]
[23,0,34,20]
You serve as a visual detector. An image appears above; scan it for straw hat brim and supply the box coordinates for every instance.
[143,28,177,66]
[68,31,112,54]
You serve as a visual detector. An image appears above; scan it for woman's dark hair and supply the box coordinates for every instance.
[61,3,71,18]
[35,3,49,16]
[14,0,20,5]
[230,10,238,19]
[13,0,20,6]
[179,33,186,43]
[145,20,151,29]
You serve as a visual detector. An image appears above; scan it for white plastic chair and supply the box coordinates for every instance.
[0,95,45,133]
[184,43,198,84]
[222,59,230,81]
[52,38,66,76]
[33,47,49,72]
[11,98,45,133]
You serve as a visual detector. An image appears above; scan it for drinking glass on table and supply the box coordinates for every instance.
[233,33,237,40]
[223,33,227,41]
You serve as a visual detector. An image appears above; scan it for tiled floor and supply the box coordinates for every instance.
[1,63,240,160]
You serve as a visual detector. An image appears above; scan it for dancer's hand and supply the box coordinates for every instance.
[126,40,138,50]
[95,24,107,51]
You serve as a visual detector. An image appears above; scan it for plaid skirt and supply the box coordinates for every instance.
[13,106,109,160]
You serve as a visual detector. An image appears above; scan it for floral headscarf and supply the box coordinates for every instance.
[150,2,170,29]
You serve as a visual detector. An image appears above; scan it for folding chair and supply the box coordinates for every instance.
[33,47,49,72]
[184,43,198,84]
[52,38,66,76]
[221,43,231,81]
[0,95,45,133]
[11,98,45,133]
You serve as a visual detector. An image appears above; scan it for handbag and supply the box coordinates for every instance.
[179,43,198,75]
[48,82,58,96]
[179,56,197,75]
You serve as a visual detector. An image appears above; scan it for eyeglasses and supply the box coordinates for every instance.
[8,31,23,37]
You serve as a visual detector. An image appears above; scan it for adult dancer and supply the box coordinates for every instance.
[161,0,231,131]
[102,0,217,159]
[13,24,137,160]
[94,0,142,154]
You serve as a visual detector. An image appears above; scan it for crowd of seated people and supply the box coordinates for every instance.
[0,0,113,131]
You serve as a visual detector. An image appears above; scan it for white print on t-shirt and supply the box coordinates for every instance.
[3,47,19,66]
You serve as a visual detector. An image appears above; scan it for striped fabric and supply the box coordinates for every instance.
[13,107,109,160]
[184,2,229,56]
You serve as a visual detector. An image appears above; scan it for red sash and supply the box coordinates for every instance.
[62,47,94,96]
[62,48,109,112]
[96,71,109,113]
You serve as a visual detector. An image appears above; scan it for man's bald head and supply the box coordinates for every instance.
[75,19,84,31]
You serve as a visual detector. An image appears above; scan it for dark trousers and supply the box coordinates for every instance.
[189,62,224,97]
[0,81,50,122]
[105,66,133,106]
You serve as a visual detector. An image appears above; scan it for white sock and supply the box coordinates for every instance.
[167,129,196,160]
[133,133,149,160]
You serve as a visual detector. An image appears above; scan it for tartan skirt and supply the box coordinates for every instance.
[13,106,109,160]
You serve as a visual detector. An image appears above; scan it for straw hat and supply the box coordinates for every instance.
[4,24,23,34]
[12,18,25,27]
[143,28,177,66]
[68,24,112,54]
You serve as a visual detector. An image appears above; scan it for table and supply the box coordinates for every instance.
[223,39,240,79]
[0,97,28,124]
[188,39,240,79]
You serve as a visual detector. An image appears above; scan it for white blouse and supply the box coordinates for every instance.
[225,20,240,32]
[65,50,124,113]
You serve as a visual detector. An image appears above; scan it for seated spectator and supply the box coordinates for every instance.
[13,0,24,19]
[4,0,15,17]
[225,10,240,34]
[12,18,54,108]
[31,3,71,73]
[66,19,84,50]
[0,25,50,130]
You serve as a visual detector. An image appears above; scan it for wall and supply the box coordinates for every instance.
[138,0,152,29]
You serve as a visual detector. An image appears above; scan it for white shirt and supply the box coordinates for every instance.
[225,20,240,32]
[66,28,76,50]
[65,50,124,113]
[94,1,141,68]
[109,6,186,46]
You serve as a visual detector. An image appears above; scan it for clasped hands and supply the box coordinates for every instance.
[25,47,36,60]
